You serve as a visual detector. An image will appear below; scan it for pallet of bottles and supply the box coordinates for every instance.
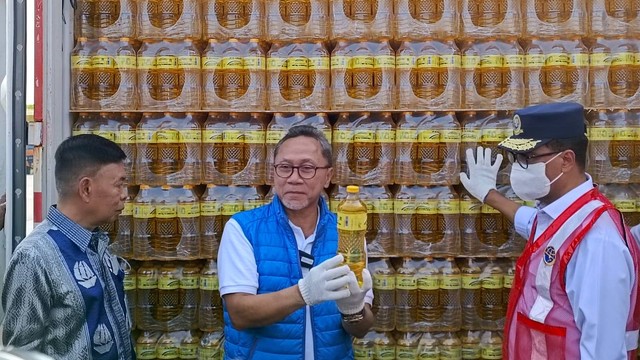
[134,329,224,360]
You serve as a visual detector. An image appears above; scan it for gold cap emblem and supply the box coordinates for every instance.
[513,114,523,135]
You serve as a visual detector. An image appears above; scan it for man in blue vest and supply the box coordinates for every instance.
[218,125,375,359]
[1,134,134,359]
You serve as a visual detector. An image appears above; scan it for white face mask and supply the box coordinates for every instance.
[510,152,564,201]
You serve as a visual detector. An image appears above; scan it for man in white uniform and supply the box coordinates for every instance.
[460,102,639,359]
[218,125,374,359]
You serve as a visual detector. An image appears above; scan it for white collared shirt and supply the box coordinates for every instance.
[514,174,635,360]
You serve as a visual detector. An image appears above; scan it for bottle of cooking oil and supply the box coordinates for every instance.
[369,258,396,332]
[71,37,94,110]
[480,331,502,359]
[138,0,201,40]
[503,258,516,308]
[352,334,374,360]
[394,112,420,185]
[462,0,521,37]
[460,258,482,330]
[74,0,137,39]
[609,109,638,182]
[373,331,396,359]
[156,333,180,359]
[266,0,329,41]
[157,263,181,327]
[395,258,418,332]
[136,331,160,360]
[440,332,463,358]
[395,0,460,39]
[180,264,200,329]
[199,260,223,331]
[265,112,332,184]
[395,332,421,359]
[152,186,180,260]
[417,112,462,185]
[481,193,508,251]
[524,0,586,36]
[440,257,462,330]
[136,262,158,329]
[200,184,222,259]
[412,187,439,255]
[337,186,368,284]
[438,186,461,256]
[460,189,483,256]
[331,0,393,39]
[480,258,504,325]
[417,332,439,358]
[590,37,612,108]
[591,0,637,36]
[609,38,640,106]
[138,39,201,111]
[461,330,482,359]
[116,113,138,181]
[416,257,441,330]
[394,186,417,255]
[89,37,137,109]
[178,186,201,260]
[132,185,153,260]
[180,331,200,359]
[75,1,95,39]
[113,187,136,257]
[199,331,224,359]
[203,0,265,40]
[588,109,614,184]
[361,186,394,256]
[478,111,512,184]
[123,264,137,330]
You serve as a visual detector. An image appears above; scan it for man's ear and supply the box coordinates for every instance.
[78,177,92,203]
[561,150,577,172]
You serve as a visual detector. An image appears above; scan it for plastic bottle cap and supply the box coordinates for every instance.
[346,185,359,193]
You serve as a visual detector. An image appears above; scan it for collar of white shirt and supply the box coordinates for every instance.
[538,174,594,220]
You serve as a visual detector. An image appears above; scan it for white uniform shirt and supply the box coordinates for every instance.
[513,175,635,360]
[218,212,374,360]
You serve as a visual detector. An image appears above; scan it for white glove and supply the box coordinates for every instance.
[460,146,503,203]
[298,254,351,306]
[336,269,372,315]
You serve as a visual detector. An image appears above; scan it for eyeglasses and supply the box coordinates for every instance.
[273,164,331,179]
[507,151,562,169]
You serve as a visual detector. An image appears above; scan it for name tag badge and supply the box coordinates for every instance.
[299,250,314,269]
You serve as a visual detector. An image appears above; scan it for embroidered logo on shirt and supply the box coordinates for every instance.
[543,246,556,266]
[93,323,114,354]
[74,260,97,288]
[103,253,120,276]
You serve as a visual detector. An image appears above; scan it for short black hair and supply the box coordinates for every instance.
[55,134,126,198]
[274,125,332,166]
[546,136,588,170]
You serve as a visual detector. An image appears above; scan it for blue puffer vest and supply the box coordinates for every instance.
[223,196,354,360]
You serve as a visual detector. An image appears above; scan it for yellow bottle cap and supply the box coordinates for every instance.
[346,185,359,193]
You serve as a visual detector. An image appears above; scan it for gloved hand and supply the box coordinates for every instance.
[460,146,503,203]
[336,269,372,315]
[298,254,351,306]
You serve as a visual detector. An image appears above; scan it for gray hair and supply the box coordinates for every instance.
[273,125,333,166]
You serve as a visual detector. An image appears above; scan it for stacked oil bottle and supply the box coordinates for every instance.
[71,0,640,358]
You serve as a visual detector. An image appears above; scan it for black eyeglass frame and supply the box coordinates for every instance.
[273,164,331,179]
[507,151,562,169]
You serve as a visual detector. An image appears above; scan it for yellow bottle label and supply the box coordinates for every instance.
[371,199,394,214]
[526,54,545,67]
[438,199,460,214]
[178,203,200,218]
[333,129,353,143]
[440,54,462,68]
[222,56,243,70]
[353,346,374,359]
[200,275,219,290]
[440,274,461,289]
[545,53,570,66]
[570,53,590,66]
[287,57,309,70]
[418,129,440,143]
[156,129,180,143]
[137,56,156,69]
[94,130,116,141]
[267,57,287,70]
[222,201,243,216]
[202,55,223,70]
[504,54,525,68]
[115,130,136,144]
[481,128,507,142]
[590,53,611,66]
[612,52,635,65]
[462,345,481,359]
[373,274,396,290]
[180,344,198,359]
[156,56,178,69]
[394,199,415,214]
[137,274,158,289]
[350,56,375,69]
[375,55,395,69]
[136,344,157,359]
[156,204,177,219]
[330,200,341,213]
[354,130,376,143]
[180,274,199,289]
[375,345,396,360]
[244,130,266,144]
[71,55,92,69]
[614,200,636,212]
[121,202,134,216]
[588,127,614,141]
[397,129,417,142]
[136,129,157,143]
[308,57,330,70]
[481,204,500,214]
[636,53,640,65]
[201,201,222,216]
[134,204,155,219]
[462,129,482,142]
[157,343,179,359]
[462,274,482,289]
[159,274,180,290]
[91,55,115,69]
[418,276,440,290]
[337,212,367,231]
[482,275,503,289]
[198,348,220,359]
[396,274,417,290]
[396,55,416,69]
[416,200,438,215]
[440,348,462,359]
[480,55,504,68]
[180,129,202,143]
[462,55,480,69]
[223,130,243,143]
[244,56,265,70]
[124,273,136,290]
[376,129,395,143]
[417,54,440,68]
[419,349,439,359]
[396,348,418,359]
[460,199,482,214]
[323,129,332,143]
[244,200,265,210]
[331,56,349,70]
[613,127,637,140]
[203,129,223,143]
[178,55,200,69]
[441,129,462,143]
[481,346,502,359]
[504,274,514,288]
[266,129,286,144]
